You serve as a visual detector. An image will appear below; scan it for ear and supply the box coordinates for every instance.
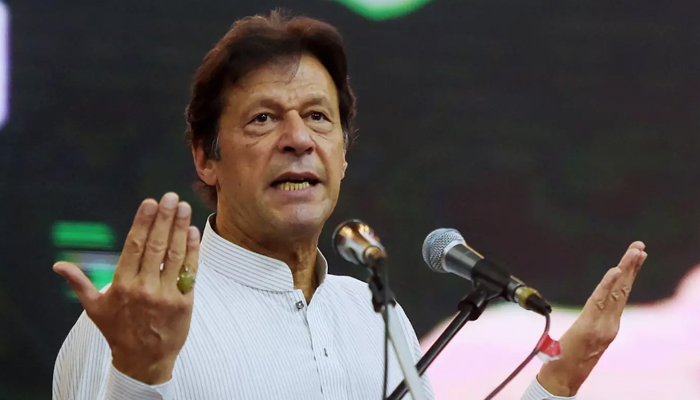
[192,144,218,186]
[341,150,348,179]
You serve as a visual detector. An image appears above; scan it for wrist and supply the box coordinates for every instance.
[112,353,176,385]
[537,361,582,397]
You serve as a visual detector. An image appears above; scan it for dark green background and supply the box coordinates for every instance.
[1,0,698,397]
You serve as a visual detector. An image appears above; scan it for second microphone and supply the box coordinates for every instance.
[423,228,552,316]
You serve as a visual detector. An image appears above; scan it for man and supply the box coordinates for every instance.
[52,12,647,400]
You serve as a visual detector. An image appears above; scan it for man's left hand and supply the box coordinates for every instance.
[537,241,648,396]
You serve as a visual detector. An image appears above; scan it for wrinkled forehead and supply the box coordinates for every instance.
[225,55,339,111]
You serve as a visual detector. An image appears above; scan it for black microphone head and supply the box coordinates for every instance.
[332,219,386,267]
[422,228,465,273]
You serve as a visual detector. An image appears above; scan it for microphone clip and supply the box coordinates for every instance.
[457,282,502,321]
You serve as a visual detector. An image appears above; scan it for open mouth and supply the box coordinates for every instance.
[271,179,320,191]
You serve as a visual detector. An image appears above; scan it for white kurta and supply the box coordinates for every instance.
[53,218,570,400]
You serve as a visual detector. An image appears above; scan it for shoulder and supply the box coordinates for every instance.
[53,311,110,398]
[324,274,413,323]
[325,274,373,300]
[57,310,109,357]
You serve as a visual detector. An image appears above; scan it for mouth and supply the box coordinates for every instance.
[270,172,321,192]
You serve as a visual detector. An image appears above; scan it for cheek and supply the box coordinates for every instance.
[217,149,261,195]
[325,147,346,183]
[327,160,346,201]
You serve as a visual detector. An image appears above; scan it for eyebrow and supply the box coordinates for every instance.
[242,94,337,116]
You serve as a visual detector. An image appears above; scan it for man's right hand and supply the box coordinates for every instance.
[54,192,200,385]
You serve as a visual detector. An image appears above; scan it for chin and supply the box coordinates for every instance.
[270,207,330,237]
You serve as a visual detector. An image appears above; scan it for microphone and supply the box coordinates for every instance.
[332,219,387,268]
[333,220,429,400]
[423,228,551,316]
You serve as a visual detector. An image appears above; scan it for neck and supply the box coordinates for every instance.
[213,214,320,302]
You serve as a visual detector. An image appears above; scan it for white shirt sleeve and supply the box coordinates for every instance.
[520,377,576,400]
[52,311,176,400]
[105,365,175,400]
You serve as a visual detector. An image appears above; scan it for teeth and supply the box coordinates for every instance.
[276,181,311,191]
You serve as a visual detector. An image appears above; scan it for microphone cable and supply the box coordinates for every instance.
[382,264,390,400]
[483,311,552,400]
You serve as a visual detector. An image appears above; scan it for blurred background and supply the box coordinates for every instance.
[1,0,698,398]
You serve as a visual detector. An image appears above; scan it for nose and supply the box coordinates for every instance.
[277,111,315,156]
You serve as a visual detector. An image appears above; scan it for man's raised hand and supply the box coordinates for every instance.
[537,241,648,396]
[53,192,200,384]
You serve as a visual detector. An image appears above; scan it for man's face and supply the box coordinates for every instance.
[211,55,347,238]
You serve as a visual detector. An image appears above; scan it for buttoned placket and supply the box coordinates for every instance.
[299,285,348,400]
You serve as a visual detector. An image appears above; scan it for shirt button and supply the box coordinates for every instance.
[296,301,305,310]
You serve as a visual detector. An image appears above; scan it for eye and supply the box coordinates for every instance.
[251,113,271,124]
[309,112,328,122]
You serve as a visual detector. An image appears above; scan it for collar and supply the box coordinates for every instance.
[199,215,329,292]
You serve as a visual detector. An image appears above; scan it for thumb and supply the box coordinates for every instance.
[53,262,101,311]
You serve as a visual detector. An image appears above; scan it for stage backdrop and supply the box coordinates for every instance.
[1,0,698,398]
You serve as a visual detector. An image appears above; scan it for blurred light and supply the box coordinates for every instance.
[0,2,7,128]
[51,221,116,249]
[332,0,434,20]
[52,221,118,300]
[57,251,119,299]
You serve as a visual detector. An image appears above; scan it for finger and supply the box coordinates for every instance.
[140,192,180,281]
[628,241,645,251]
[628,248,647,280]
[609,248,647,316]
[622,241,646,278]
[114,199,159,281]
[53,262,100,313]
[633,250,648,279]
[616,247,642,277]
[613,247,644,292]
[161,202,192,284]
[583,267,622,316]
[179,226,200,297]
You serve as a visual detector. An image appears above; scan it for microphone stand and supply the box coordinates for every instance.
[387,282,502,400]
[367,258,428,400]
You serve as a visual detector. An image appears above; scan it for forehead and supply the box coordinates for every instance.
[225,54,339,109]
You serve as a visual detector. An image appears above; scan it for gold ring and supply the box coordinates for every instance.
[177,267,196,294]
